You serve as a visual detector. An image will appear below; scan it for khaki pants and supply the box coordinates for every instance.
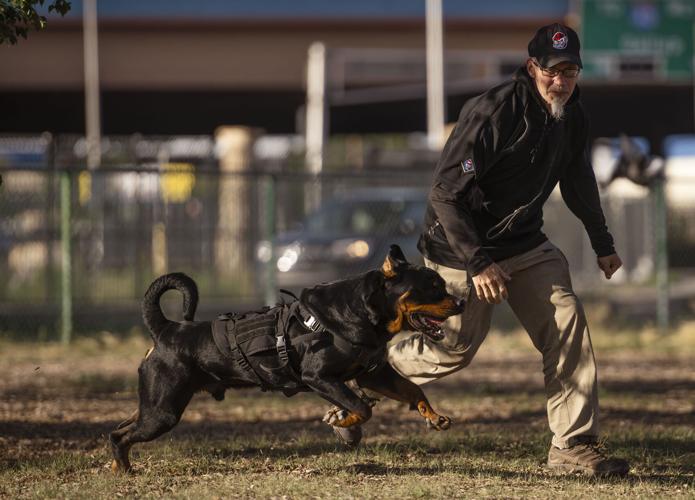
[387,240,599,448]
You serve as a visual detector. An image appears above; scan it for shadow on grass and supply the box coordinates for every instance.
[421,374,695,398]
[620,435,695,459]
[602,407,695,425]
[1,398,692,444]
[343,462,692,485]
[2,419,693,486]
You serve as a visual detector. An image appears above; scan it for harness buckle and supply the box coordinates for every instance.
[276,332,289,365]
[303,315,320,332]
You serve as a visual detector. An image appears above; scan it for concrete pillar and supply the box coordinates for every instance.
[214,126,258,281]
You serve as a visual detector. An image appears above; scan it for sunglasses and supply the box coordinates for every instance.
[532,60,580,78]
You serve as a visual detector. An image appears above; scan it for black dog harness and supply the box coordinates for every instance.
[210,298,386,395]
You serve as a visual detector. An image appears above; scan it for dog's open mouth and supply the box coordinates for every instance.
[407,312,447,341]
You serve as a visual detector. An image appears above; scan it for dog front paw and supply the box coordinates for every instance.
[322,407,364,427]
[323,407,349,426]
[416,401,452,431]
[425,414,452,431]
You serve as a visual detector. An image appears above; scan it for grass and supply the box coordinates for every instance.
[1,428,692,498]
[0,326,694,498]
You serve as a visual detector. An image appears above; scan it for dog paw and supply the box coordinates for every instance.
[110,459,132,474]
[322,407,349,426]
[425,414,452,431]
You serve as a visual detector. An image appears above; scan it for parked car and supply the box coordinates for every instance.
[266,188,427,291]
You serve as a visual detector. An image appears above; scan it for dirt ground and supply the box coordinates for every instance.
[0,330,695,500]
[1,334,693,458]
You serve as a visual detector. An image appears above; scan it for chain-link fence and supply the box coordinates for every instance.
[1,160,694,339]
[0,163,430,337]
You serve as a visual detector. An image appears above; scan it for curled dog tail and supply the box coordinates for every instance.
[142,272,199,340]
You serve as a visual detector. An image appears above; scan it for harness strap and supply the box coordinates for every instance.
[294,302,326,334]
[212,318,233,358]
[332,333,386,375]
[275,302,303,382]
[224,320,255,375]
[291,301,386,377]
[211,316,263,386]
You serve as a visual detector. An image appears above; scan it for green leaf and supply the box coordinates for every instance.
[0,0,72,45]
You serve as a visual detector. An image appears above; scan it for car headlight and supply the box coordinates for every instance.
[277,244,301,272]
[256,240,272,263]
[331,238,371,260]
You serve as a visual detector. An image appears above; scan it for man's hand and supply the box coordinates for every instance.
[597,253,622,279]
[472,263,511,304]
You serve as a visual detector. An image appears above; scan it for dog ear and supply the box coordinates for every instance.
[381,244,408,278]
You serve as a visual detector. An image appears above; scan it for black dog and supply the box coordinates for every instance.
[110,245,464,472]
[598,134,665,188]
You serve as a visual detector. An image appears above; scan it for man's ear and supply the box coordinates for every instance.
[381,244,408,278]
[526,58,536,76]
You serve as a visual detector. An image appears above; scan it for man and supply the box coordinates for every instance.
[335,23,630,477]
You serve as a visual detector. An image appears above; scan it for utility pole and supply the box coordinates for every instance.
[83,0,101,170]
[304,41,326,211]
[426,0,446,150]
[61,0,102,343]
[305,42,326,176]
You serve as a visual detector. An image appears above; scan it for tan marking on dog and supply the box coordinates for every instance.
[387,291,411,333]
[416,400,451,430]
[400,297,461,330]
[403,298,459,317]
[417,400,439,421]
[381,254,398,278]
[111,444,132,473]
[332,411,366,428]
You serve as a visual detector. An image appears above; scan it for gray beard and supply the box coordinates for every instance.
[549,96,566,120]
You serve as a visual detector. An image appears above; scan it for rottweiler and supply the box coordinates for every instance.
[110,244,464,472]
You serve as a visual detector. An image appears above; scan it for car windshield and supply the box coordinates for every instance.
[304,199,423,236]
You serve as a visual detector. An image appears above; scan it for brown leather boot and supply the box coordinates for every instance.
[547,442,630,477]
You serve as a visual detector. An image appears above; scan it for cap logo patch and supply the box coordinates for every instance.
[461,158,475,173]
[552,31,568,50]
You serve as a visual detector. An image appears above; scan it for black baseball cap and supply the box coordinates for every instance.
[528,23,582,69]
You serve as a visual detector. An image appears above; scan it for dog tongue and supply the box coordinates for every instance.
[425,317,443,326]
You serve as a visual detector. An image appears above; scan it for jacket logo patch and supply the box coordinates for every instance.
[552,31,568,50]
[461,158,475,173]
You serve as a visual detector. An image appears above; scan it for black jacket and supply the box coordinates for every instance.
[418,66,615,275]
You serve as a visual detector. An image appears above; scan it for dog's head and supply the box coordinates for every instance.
[300,244,465,343]
[599,134,664,189]
[376,244,464,340]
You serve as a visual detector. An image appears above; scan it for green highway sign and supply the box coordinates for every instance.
[580,0,695,80]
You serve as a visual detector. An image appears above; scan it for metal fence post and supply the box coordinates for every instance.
[653,178,669,333]
[264,174,277,306]
[60,169,73,344]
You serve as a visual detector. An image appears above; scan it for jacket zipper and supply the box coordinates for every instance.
[529,113,549,165]
[427,219,441,237]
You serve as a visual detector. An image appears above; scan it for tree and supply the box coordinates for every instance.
[0,0,71,44]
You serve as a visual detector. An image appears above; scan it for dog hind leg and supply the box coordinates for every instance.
[110,357,195,473]
[115,409,139,430]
